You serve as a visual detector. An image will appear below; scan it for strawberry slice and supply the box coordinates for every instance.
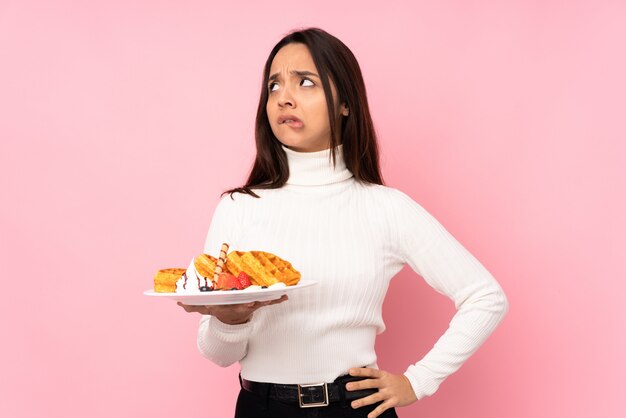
[216,272,243,290]
[237,272,252,289]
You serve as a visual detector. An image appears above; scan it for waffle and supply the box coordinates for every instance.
[194,254,219,278]
[153,268,186,293]
[155,251,301,292]
[226,251,301,287]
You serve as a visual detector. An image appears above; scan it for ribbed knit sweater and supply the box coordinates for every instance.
[195,144,508,400]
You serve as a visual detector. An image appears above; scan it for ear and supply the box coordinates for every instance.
[340,102,349,116]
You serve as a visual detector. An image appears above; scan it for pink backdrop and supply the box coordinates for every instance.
[1,1,624,417]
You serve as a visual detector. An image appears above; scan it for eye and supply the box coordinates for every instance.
[268,82,278,92]
[301,78,314,87]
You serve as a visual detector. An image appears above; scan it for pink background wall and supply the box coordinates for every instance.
[1,1,624,417]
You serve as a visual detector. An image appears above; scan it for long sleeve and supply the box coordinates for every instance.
[195,194,253,366]
[197,315,252,367]
[392,191,509,400]
[186,147,508,386]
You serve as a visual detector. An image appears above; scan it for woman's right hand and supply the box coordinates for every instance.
[177,295,288,325]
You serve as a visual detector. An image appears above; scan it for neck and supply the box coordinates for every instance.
[281,144,353,186]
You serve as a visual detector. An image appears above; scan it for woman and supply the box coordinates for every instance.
[179,27,508,418]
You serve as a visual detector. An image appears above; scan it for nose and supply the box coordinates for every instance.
[277,84,295,108]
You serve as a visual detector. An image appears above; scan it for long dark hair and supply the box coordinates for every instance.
[225,27,383,198]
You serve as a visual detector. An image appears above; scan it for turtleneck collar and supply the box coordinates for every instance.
[281,144,354,186]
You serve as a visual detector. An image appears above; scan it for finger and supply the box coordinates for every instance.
[351,392,383,409]
[249,295,288,309]
[178,302,211,315]
[261,295,289,307]
[177,302,194,312]
[346,378,380,391]
[349,367,381,378]
[367,400,393,418]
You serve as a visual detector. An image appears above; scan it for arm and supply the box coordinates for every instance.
[197,314,252,367]
[394,191,509,400]
[193,194,253,366]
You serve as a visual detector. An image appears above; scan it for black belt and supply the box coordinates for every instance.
[240,375,377,408]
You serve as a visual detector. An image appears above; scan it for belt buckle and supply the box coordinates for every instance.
[297,382,329,408]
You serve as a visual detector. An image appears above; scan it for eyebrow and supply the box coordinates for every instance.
[268,70,320,82]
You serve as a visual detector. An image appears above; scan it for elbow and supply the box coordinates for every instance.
[196,342,240,368]
[208,355,238,368]
[500,289,509,317]
[485,282,509,315]
[460,281,510,320]
[493,287,509,326]
[488,285,509,324]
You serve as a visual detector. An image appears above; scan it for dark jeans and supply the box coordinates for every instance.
[234,378,399,418]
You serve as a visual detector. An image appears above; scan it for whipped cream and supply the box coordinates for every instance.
[240,282,287,292]
[175,258,290,293]
[176,259,212,294]
[241,285,262,292]
[268,282,287,289]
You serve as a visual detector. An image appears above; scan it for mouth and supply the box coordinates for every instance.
[282,120,304,128]
[278,115,304,128]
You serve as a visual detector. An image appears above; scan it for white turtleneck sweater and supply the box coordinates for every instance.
[195,145,508,400]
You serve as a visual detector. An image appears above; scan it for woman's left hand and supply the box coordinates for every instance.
[346,367,417,418]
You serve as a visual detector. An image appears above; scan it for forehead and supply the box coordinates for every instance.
[269,43,317,73]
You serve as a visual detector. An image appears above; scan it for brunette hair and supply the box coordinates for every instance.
[225,27,383,197]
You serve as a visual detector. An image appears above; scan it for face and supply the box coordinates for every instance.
[266,43,348,152]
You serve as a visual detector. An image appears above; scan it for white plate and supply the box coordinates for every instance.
[144,280,317,305]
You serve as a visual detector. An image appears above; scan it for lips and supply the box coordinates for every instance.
[278,115,303,126]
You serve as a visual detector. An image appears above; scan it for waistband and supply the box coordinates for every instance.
[239,374,377,408]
